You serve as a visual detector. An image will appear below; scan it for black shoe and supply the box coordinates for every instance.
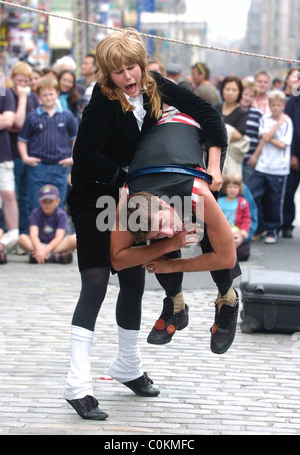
[66,395,109,420]
[123,372,160,397]
[282,228,293,238]
[50,252,73,264]
[29,253,37,264]
[210,290,239,355]
[147,297,189,345]
[0,250,7,264]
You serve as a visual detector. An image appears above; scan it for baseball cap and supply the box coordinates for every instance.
[39,184,59,201]
[166,63,182,75]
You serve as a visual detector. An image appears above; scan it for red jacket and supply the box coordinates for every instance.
[235,196,251,232]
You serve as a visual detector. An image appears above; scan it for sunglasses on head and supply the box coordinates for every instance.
[197,63,206,75]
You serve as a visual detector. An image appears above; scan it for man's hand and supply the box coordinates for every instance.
[15,85,28,98]
[291,156,300,171]
[168,222,202,250]
[32,247,49,264]
[247,155,258,168]
[59,157,73,167]
[23,156,41,167]
[143,223,202,273]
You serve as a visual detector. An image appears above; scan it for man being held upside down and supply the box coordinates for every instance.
[110,107,241,355]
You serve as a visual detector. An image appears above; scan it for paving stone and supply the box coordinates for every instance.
[1,247,300,437]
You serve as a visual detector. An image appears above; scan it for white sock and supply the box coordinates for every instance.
[0,229,19,252]
[8,229,19,236]
[63,325,94,400]
[107,326,142,383]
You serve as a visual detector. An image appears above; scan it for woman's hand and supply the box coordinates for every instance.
[143,257,175,274]
[206,164,223,192]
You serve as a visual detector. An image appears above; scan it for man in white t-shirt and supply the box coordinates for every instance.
[248,90,293,244]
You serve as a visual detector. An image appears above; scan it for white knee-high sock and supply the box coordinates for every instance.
[63,325,94,400]
[107,326,142,383]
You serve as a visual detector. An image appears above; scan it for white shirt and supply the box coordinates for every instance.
[256,114,293,176]
[123,92,146,131]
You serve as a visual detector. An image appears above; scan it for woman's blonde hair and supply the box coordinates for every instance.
[222,174,243,195]
[95,28,162,119]
[242,79,258,96]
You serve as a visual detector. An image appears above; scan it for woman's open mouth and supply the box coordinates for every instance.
[125,83,137,95]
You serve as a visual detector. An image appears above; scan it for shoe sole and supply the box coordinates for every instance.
[210,294,239,355]
[123,382,160,397]
[210,329,236,355]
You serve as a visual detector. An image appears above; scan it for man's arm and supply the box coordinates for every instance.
[0,111,15,130]
[43,228,66,255]
[110,222,197,271]
[29,225,47,264]
[248,138,265,168]
[9,87,28,131]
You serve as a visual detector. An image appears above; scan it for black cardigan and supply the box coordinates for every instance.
[70,72,227,209]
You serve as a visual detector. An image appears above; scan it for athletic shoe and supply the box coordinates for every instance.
[147,297,189,345]
[210,288,239,355]
[252,230,267,240]
[264,235,277,244]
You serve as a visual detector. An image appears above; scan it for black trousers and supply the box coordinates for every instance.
[283,168,300,229]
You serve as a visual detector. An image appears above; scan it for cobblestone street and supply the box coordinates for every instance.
[1,231,300,435]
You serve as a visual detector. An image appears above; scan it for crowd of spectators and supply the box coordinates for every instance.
[0,52,299,265]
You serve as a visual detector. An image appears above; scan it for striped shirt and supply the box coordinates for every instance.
[156,109,201,129]
[18,105,78,164]
[244,106,263,161]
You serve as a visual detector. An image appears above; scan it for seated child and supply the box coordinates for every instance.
[218,174,251,261]
[18,184,76,264]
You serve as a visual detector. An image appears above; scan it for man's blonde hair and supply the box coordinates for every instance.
[119,191,163,244]
[268,90,286,104]
[36,77,59,94]
[11,62,32,78]
[95,28,162,119]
